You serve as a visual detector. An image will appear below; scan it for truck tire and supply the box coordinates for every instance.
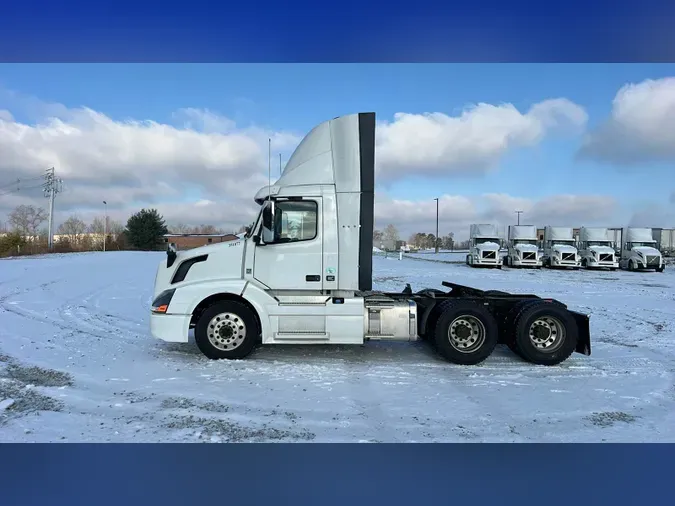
[433,300,499,365]
[501,299,541,359]
[194,300,259,360]
[510,301,578,366]
[657,265,665,273]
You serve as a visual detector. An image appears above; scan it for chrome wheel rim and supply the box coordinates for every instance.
[528,316,565,352]
[207,312,247,351]
[448,315,486,353]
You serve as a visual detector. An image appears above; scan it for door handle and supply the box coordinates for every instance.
[305,275,320,282]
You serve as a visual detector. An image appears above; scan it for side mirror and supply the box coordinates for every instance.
[167,242,178,268]
[252,235,261,245]
[245,226,251,235]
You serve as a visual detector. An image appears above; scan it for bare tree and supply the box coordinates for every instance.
[107,220,124,235]
[373,229,384,245]
[168,223,191,234]
[0,220,7,233]
[57,215,87,244]
[88,217,105,235]
[196,224,218,234]
[383,224,399,246]
[8,205,48,236]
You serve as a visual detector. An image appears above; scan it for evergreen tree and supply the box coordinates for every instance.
[125,208,168,250]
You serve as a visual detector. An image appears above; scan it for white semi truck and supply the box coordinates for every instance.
[577,227,619,270]
[466,224,502,268]
[150,112,591,367]
[619,227,665,272]
[502,225,542,268]
[541,226,580,269]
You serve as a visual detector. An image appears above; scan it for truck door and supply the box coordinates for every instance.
[253,197,324,291]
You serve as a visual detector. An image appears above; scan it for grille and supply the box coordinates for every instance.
[482,251,496,259]
[599,253,613,262]
[522,252,536,260]
[646,255,660,266]
[561,253,575,261]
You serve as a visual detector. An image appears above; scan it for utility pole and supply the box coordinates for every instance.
[43,167,63,250]
[103,201,108,252]
[435,198,439,253]
[515,210,523,226]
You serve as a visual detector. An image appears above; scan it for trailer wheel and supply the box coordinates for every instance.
[194,300,259,360]
[433,300,498,365]
[510,301,578,366]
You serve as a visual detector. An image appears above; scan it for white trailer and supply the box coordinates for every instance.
[541,226,580,269]
[466,224,502,268]
[502,225,542,268]
[652,228,675,257]
[150,112,591,367]
[619,227,665,272]
[578,227,619,270]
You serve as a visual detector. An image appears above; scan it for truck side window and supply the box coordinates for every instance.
[273,200,318,243]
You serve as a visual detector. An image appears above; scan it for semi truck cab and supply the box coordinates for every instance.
[620,227,665,272]
[466,224,502,268]
[150,112,591,367]
[541,226,580,269]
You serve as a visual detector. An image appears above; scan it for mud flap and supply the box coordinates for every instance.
[569,310,591,355]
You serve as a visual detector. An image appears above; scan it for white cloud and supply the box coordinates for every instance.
[374,192,618,241]
[0,93,302,231]
[579,77,675,164]
[375,98,587,181]
[0,109,13,121]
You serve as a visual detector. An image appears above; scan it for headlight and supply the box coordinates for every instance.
[151,289,176,314]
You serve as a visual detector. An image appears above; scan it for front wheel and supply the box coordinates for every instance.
[433,300,499,365]
[194,300,259,360]
[510,301,578,366]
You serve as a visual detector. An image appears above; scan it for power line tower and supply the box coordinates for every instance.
[43,167,63,249]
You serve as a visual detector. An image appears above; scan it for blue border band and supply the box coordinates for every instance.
[0,444,672,505]
[2,0,675,61]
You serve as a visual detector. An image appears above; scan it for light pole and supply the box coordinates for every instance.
[515,210,523,226]
[434,197,439,253]
[103,201,107,252]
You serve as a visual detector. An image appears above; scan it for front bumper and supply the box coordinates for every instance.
[551,257,580,268]
[586,258,619,268]
[150,313,191,343]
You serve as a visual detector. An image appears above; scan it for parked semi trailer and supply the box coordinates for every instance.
[541,226,580,269]
[466,224,502,268]
[619,227,665,272]
[502,225,542,268]
[652,228,675,257]
[578,227,619,270]
[150,112,591,366]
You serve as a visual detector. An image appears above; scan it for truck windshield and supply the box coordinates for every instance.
[514,240,537,245]
[587,241,611,246]
[630,241,656,247]
[552,240,575,245]
[475,238,498,244]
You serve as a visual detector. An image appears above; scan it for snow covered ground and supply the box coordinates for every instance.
[1,251,674,443]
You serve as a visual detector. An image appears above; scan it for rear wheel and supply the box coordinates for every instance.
[194,300,259,360]
[433,300,499,365]
[510,301,578,366]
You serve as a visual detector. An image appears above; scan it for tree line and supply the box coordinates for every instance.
[0,204,242,257]
[373,224,457,251]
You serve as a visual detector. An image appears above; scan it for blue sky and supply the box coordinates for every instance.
[0,63,674,237]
